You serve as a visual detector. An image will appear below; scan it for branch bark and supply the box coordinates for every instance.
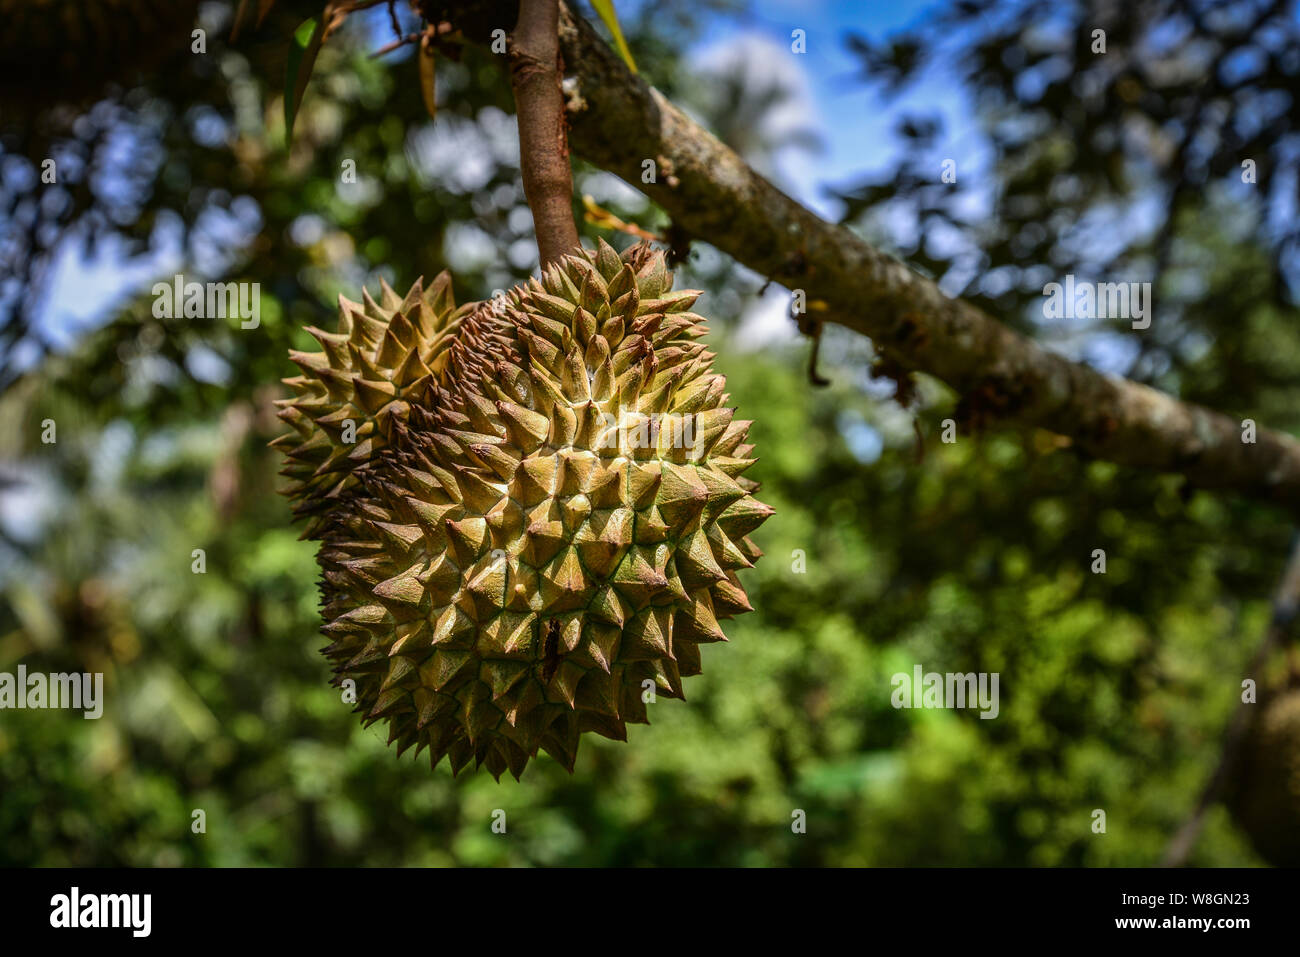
[508,0,579,267]
[431,0,1300,517]
[1162,533,1300,866]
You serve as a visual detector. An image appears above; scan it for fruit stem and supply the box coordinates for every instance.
[509,0,581,268]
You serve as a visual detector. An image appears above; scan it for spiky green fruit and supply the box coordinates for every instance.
[271,272,472,539]
[1229,688,1300,865]
[277,242,771,779]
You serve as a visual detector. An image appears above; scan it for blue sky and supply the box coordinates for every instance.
[695,0,964,213]
[675,0,983,342]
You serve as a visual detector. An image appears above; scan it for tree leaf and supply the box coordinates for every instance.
[419,34,438,121]
[591,0,637,75]
[284,17,324,146]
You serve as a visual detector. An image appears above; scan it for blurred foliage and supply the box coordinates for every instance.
[0,0,1297,866]
[838,0,1300,393]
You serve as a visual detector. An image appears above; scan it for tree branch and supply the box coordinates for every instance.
[508,0,579,267]
[1162,532,1300,866]
[431,0,1300,517]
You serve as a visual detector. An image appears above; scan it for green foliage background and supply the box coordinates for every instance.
[0,0,1297,866]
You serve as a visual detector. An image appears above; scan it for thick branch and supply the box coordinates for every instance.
[1162,533,1300,866]
[508,0,579,267]
[433,0,1300,516]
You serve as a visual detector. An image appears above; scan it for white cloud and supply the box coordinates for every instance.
[690,31,825,198]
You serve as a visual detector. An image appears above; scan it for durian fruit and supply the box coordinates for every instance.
[1228,687,1300,866]
[271,272,473,538]
[276,241,772,778]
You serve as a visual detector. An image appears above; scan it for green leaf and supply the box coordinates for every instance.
[591,0,637,75]
[284,16,324,146]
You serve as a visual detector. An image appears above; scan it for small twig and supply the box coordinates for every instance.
[582,195,660,242]
[230,0,252,42]
[794,303,830,387]
[369,33,420,58]
[509,0,580,267]
[386,0,403,40]
[1162,532,1300,867]
[805,321,830,387]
